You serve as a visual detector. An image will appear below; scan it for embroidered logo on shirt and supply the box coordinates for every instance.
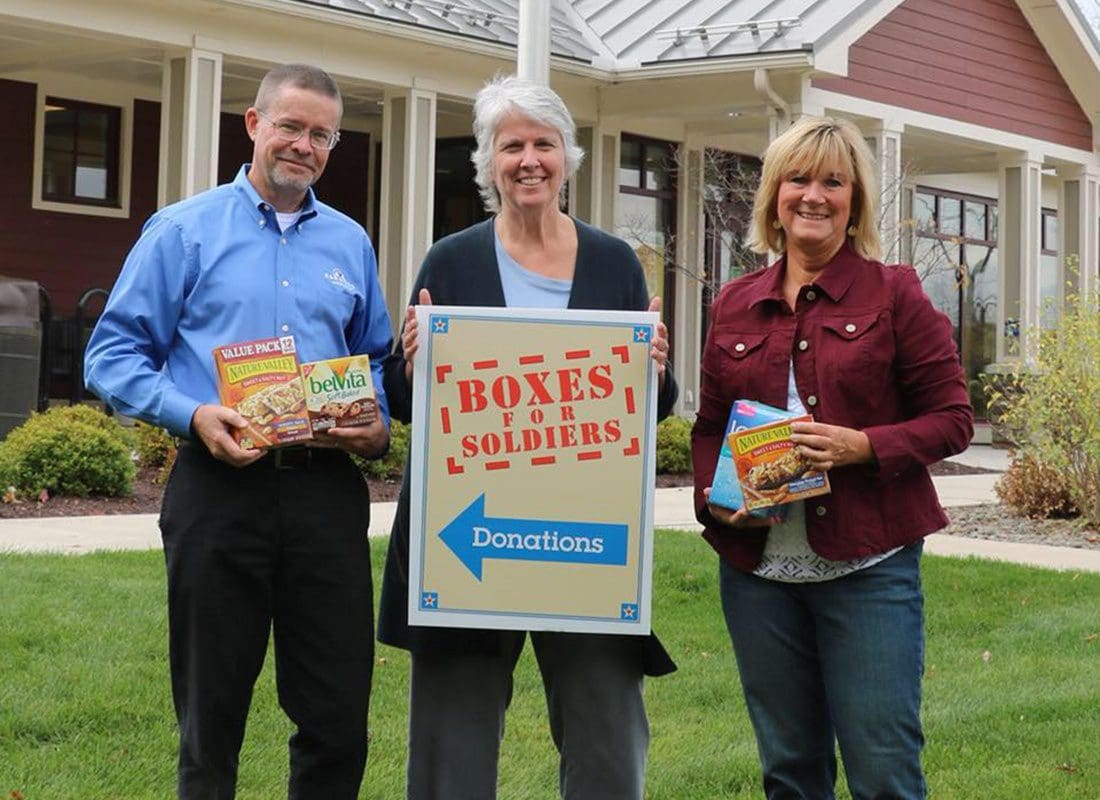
[324,268,356,293]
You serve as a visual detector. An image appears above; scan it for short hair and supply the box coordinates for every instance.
[471,75,585,214]
[748,115,882,261]
[254,63,343,120]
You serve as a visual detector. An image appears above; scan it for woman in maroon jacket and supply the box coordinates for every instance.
[692,116,972,799]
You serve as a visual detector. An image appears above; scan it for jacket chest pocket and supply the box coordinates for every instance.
[818,312,893,400]
[702,329,772,398]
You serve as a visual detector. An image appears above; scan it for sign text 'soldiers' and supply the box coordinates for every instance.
[452,364,623,460]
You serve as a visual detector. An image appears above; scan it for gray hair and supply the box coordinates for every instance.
[471,75,585,214]
[255,63,343,120]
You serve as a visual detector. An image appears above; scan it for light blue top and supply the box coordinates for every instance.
[84,166,393,437]
[494,227,572,309]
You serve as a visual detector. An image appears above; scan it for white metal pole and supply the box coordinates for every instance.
[517,0,551,85]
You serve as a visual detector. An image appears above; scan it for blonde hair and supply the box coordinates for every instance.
[748,115,881,261]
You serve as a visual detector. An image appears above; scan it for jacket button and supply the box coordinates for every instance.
[845,323,857,333]
[806,395,818,406]
[806,290,817,301]
[798,339,808,351]
[734,342,746,352]
[816,505,827,517]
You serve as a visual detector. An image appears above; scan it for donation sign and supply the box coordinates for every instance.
[408,306,658,634]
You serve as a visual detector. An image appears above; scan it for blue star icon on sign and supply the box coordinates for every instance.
[620,603,638,620]
[432,317,450,334]
[421,592,439,609]
[633,326,651,344]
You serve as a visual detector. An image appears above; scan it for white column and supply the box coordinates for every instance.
[574,124,621,230]
[997,154,1043,363]
[1059,165,1100,300]
[378,87,437,335]
[866,121,904,263]
[158,46,222,206]
[676,145,705,414]
[517,0,551,85]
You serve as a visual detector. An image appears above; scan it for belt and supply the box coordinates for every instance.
[270,445,321,470]
[180,441,340,470]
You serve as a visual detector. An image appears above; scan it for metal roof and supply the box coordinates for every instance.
[292,0,886,70]
[292,0,606,63]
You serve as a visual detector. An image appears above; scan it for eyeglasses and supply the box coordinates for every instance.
[257,111,341,150]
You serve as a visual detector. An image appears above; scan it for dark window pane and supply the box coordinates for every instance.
[43,151,75,197]
[620,138,641,187]
[78,112,110,157]
[41,97,120,206]
[645,145,671,190]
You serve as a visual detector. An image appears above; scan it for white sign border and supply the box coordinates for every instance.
[407,305,657,635]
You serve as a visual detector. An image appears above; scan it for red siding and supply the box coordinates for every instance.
[813,0,1092,150]
[0,78,159,315]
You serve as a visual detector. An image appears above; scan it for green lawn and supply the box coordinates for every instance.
[1,533,1097,799]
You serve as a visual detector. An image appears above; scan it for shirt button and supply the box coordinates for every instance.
[815,505,827,517]
[280,237,288,245]
[281,280,290,287]
[281,324,290,333]
[798,339,808,351]
[258,219,266,227]
[845,323,857,333]
[806,395,818,406]
[806,290,817,301]
[734,342,746,352]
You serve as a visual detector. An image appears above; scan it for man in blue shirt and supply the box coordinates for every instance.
[85,63,392,800]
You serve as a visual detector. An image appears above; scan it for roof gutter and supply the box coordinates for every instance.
[753,67,791,127]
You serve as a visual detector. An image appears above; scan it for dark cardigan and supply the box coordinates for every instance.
[377,217,678,676]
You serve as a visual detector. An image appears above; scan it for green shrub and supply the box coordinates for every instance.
[0,406,135,497]
[995,452,1078,519]
[656,415,692,474]
[351,419,410,480]
[988,291,1100,527]
[133,422,177,470]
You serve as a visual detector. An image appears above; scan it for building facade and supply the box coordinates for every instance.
[2,0,1097,417]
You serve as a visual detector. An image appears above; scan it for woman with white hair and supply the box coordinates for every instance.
[378,75,679,799]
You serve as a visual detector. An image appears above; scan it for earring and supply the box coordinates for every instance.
[847,224,858,237]
[772,219,783,230]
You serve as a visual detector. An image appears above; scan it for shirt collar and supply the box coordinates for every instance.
[745,241,868,309]
[233,164,318,221]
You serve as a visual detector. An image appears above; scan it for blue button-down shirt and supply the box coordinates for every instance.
[85,166,392,437]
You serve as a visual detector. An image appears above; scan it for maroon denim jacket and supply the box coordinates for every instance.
[691,244,974,572]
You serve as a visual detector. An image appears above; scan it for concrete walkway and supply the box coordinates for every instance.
[2,445,1098,573]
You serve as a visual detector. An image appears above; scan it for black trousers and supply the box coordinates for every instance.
[160,443,374,800]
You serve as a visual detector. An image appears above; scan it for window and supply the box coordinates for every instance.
[42,97,121,207]
[616,134,677,348]
[700,149,767,350]
[1039,209,1060,329]
[914,187,1000,416]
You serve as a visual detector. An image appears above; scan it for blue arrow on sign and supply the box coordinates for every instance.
[438,493,629,581]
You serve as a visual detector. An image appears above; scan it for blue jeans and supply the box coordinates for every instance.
[719,542,926,800]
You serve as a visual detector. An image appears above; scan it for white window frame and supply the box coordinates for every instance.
[32,80,134,219]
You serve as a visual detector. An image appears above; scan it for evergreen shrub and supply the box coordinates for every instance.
[0,405,135,497]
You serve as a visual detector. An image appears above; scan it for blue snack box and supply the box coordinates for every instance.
[708,399,795,518]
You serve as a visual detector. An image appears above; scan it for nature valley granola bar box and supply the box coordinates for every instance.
[212,335,312,449]
[730,414,831,511]
[709,399,795,519]
[300,355,377,432]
